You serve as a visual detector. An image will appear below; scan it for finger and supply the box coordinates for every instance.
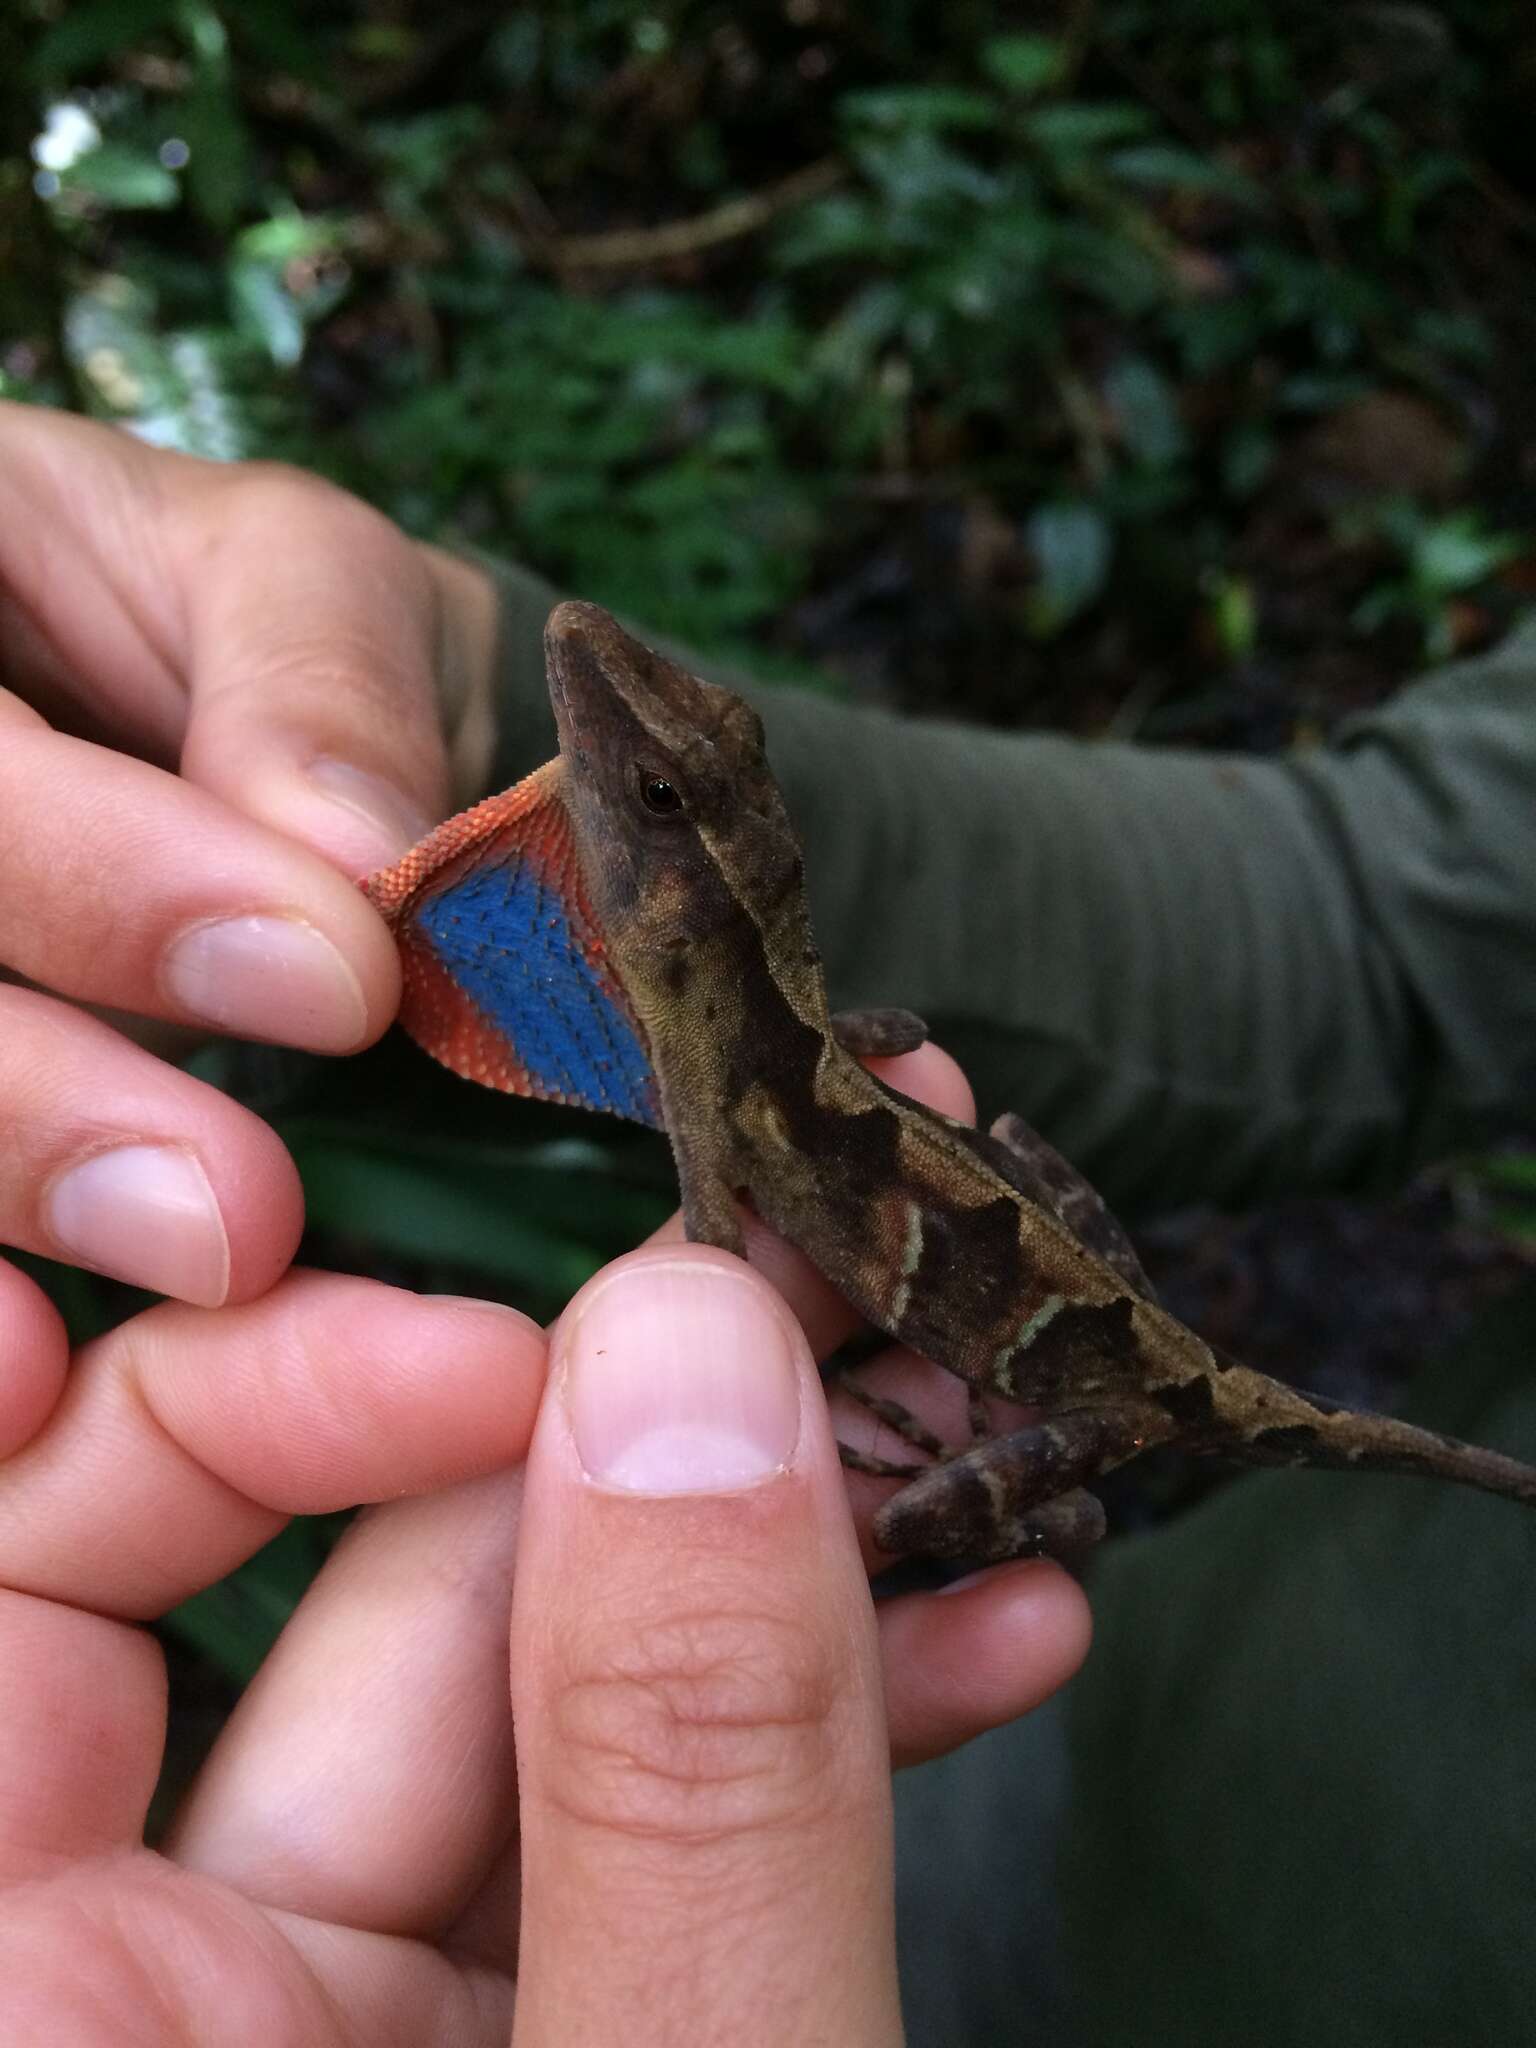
[0,1259,68,1458]
[829,1334,1094,1758]
[0,987,302,1305]
[418,543,502,804]
[0,1587,166,1879]
[159,1048,993,1945]
[878,1562,1092,1768]
[0,402,190,752]
[0,406,456,873]
[0,730,397,1053]
[0,1273,544,1618]
[167,1470,525,1941]
[512,1246,903,2047]
[0,1651,514,2048]
[170,466,454,874]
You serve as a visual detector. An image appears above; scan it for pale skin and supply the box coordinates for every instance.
[0,401,1091,2043]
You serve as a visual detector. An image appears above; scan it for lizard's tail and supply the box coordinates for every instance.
[1196,1363,1536,1505]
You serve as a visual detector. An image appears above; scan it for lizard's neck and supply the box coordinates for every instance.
[631,894,836,1171]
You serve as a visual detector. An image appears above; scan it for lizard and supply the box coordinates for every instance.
[365,599,1536,1564]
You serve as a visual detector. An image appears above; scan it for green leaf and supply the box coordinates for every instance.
[1104,357,1187,468]
[284,1121,670,1305]
[62,142,180,210]
[176,3,254,230]
[1026,500,1113,635]
[1107,144,1262,206]
[1410,309,1492,367]
[981,35,1068,98]
[225,0,329,83]
[1350,584,1399,637]
[1479,1154,1536,1194]
[840,87,999,134]
[849,128,1000,216]
[29,0,179,76]
[1207,573,1257,660]
[773,192,880,267]
[1222,420,1275,498]
[227,214,350,365]
[1026,103,1156,155]
[1058,225,1168,317]
[372,107,493,204]
[229,258,304,365]
[1410,513,1521,597]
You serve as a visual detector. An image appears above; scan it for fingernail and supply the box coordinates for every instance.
[305,759,435,873]
[45,1145,230,1306]
[563,1258,801,1494]
[162,916,369,1052]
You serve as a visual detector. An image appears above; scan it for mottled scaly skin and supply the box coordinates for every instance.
[397,600,1536,1563]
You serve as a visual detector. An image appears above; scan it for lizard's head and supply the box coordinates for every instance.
[544,600,823,1022]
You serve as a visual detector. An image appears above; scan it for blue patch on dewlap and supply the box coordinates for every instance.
[415,856,660,1127]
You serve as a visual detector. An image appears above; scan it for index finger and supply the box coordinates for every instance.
[0,1273,544,1620]
[170,466,459,876]
[0,404,470,878]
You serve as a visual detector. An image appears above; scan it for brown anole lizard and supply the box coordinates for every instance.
[367,600,1536,1562]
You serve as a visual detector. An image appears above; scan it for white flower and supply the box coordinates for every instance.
[32,103,102,173]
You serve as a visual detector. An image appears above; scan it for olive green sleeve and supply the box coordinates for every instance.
[480,555,1536,1213]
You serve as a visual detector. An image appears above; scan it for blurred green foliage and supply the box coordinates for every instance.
[6,0,1534,672]
[6,1,1536,1684]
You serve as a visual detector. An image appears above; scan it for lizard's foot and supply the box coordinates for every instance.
[838,1443,927,1481]
[837,1371,952,1460]
[871,1408,1154,1563]
[830,1006,929,1058]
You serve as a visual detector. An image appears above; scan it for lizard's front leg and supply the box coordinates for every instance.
[669,1129,749,1258]
[830,1007,928,1058]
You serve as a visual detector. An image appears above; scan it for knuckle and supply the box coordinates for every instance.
[236,464,410,569]
[218,457,363,525]
[225,624,413,714]
[548,1599,845,1847]
[186,461,419,588]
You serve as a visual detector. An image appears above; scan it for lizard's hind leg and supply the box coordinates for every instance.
[873,1408,1158,1562]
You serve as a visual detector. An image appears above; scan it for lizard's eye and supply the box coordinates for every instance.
[638,771,685,817]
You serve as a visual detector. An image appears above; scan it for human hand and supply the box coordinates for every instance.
[0,401,1088,1670]
[0,1180,1088,2042]
[0,400,499,1430]
[0,404,1088,2033]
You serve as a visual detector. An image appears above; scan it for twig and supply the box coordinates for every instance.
[541,156,845,271]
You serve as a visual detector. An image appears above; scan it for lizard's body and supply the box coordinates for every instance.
[368,601,1536,1562]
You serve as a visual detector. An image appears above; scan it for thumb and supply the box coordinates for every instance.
[510,1244,903,2048]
